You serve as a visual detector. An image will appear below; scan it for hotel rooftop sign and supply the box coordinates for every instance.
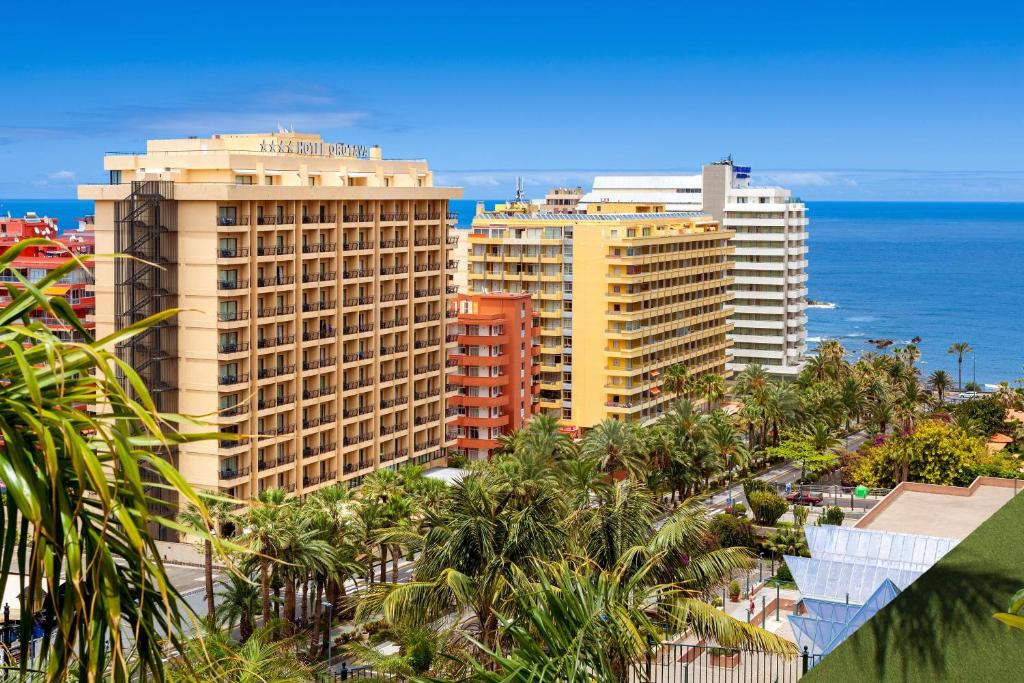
[259,139,369,159]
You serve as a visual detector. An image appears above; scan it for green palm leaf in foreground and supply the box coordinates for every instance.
[0,240,219,682]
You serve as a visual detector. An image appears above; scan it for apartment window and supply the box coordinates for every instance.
[234,175,254,185]
[217,206,237,225]
[264,175,276,185]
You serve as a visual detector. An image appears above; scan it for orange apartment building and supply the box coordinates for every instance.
[448,292,540,459]
[0,212,95,340]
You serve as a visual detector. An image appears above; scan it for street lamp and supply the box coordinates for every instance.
[322,601,334,669]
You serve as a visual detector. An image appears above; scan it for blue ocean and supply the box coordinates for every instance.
[4,197,1022,385]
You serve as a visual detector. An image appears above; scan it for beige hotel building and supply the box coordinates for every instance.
[80,132,462,502]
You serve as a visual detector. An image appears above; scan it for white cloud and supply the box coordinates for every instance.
[48,170,76,181]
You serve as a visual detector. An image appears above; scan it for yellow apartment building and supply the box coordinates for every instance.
[467,210,733,429]
[79,132,462,505]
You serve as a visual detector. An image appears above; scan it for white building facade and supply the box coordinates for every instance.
[580,160,808,376]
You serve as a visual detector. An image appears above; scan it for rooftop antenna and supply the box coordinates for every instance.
[514,176,525,203]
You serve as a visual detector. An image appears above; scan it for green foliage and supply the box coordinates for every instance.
[792,505,809,528]
[741,477,775,500]
[767,528,809,558]
[816,506,846,526]
[766,433,839,484]
[708,513,757,549]
[729,581,742,600]
[994,588,1024,631]
[727,502,747,517]
[776,562,793,583]
[446,451,468,468]
[853,420,989,487]
[0,240,223,682]
[952,395,1008,436]
[748,491,788,526]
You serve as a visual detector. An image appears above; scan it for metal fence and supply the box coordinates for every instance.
[320,663,394,682]
[643,643,821,683]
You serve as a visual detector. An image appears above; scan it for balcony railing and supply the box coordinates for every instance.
[218,373,250,386]
[342,214,371,223]
[379,292,409,303]
[302,356,336,370]
[257,275,295,287]
[218,341,251,353]
[217,247,250,258]
[414,288,441,298]
[380,239,410,248]
[380,212,409,221]
[217,216,250,227]
[343,378,374,390]
[256,245,295,256]
[257,334,295,349]
[257,305,295,318]
[257,394,295,410]
[342,240,374,251]
[218,279,250,290]
[342,295,375,306]
[342,350,374,363]
[342,268,374,279]
[219,466,251,480]
[301,242,336,253]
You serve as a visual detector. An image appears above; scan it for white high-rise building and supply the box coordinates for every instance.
[580,159,808,376]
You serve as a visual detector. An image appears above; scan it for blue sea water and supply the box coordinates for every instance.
[4,197,1022,384]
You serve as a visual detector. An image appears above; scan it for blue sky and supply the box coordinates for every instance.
[2,1,1022,200]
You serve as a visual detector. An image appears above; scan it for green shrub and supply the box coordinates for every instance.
[792,504,809,528]
[708,513,756,549]
[710,595,724,608]
[727,502,747,517]
[816,506,845,526]
[742,478,775,501]
[446,451,467,468]
[776,562,793,582]
[748,491,788,526]
[728,581,741,600]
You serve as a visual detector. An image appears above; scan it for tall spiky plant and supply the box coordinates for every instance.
[0,239,220,681]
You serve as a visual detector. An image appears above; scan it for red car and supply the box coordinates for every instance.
[786,491,824,505]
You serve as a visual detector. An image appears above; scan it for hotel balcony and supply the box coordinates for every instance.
[450,373,509,388]
[455,413,510,429]
[216,247,250,260]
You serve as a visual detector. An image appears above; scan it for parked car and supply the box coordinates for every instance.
[786,491,824,505]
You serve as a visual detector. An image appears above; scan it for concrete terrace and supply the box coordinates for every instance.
[855,477,1023,539]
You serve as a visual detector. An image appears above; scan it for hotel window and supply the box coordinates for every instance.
[218,206,237,226]
[235,175,255,185]
[308,175,320,186]
[264,175,276,186]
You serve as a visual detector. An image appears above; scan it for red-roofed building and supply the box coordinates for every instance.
[447,293,540,460]
[0,212,95,340]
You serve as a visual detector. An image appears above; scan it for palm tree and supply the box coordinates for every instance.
[360,468,567,652]
[215,571,261,643]
[344,624,450,680]
[580,418,646,479]
[0,239,220,681]
[767,528,809,558]
[929,369,952,403]
[839,376,867,431]
[167,624,321,682]
[698,372,726,411]
[179,494,237,627]
[663,363,692,398]
[948,342,973,390]
[707,417,746,487]
[241,488,291,626]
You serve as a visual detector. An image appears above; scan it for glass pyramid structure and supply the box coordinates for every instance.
[786,526,959,657]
